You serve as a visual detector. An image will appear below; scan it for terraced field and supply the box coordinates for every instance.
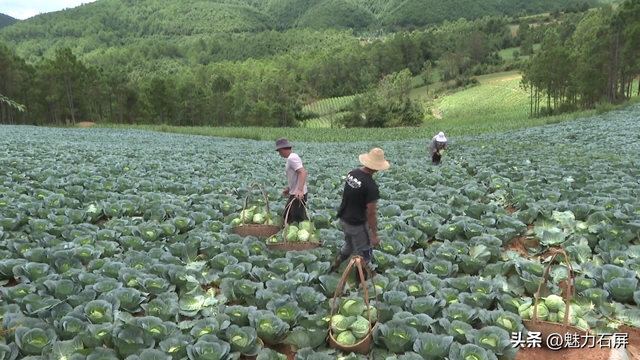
[0,103,639,359]
[434,78,529,120]
[303,112,349,129]
[302,96,355,117]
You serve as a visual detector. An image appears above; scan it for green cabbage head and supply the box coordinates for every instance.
[558,306,578,326]
[348,316,371,339]
[299,221,311,232]
[331,314,355,334]
[253,213,265,224]
[286,226,298,242]
[544,295,566,312]
[336,331,356,346]
[297,229,310,242]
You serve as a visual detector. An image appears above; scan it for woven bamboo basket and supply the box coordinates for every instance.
[231,182,282,238]
[328,256,379,355]
[266,198,321,252]
[523,248,590,345]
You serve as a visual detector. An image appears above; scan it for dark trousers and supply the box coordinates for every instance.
[338,219,373,287]
[285,194,308,224]
[432,153,441,166]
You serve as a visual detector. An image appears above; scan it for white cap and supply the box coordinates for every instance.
[435,131,447,142]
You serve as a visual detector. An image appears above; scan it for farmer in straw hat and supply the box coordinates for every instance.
[275,138,308,224]
[429,131,448,165]
[330,148,390,281]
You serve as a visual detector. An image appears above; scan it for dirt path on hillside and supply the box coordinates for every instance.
[432,109,442,119]
[76,122,96,128]
[489,75,523,83]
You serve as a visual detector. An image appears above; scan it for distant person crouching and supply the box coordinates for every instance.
[429,131,447,165]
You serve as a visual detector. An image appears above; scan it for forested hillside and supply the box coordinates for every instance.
[359,0,596,28]
[0,12,534,127]
[0,0,636,130]
[0,0,597,62]
[0,14,18,30]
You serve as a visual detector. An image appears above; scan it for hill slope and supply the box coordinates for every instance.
[0,0,599,60]
[0,13,18,30]
[360,0,600,27]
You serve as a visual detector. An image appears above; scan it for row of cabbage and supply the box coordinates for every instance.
[0,109,638,359]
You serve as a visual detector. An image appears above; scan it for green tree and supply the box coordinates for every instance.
[421,60,434,95]
[520,35,535,56]
[343,69,422,128]
[53,48,84,125]
[211,74,231,126]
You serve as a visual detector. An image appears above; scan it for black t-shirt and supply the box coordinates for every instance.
[337,168,380,225]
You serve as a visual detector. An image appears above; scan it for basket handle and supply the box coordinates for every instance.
[531,248,576,331]
[281,197,313,244]
[328,256,379,337]
[240,183,272,226]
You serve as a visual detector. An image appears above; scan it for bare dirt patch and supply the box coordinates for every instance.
[76,122,96,128]
[505,237,532,258]
[502,206,540,258]
[618,325,640,358]
[489,75,523,83]
[504,225,538,258]
[93,217,109,226]
[432,109,443,119]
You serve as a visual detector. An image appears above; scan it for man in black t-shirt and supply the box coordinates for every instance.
[330,148,390,278]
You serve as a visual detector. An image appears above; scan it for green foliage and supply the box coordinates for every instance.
[0,13,18,30]
[108,99,640,142]
[365,0,598,28]
[433,76,480,95]
[0,93,25,112]
[0,103,639,357]
[295,0,377,30]
[0,27,441,127]
[303,112,350,128]
[342,69,423,128]
[0,0,597,55]
[499,43,541,60]
[0,2,626,129]
[521,0,640,116]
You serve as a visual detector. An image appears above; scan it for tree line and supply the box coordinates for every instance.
[0,16,520,128]
[520,0,640,116]
[1,6,632,128]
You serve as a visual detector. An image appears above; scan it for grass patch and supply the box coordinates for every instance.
[409,81,447,99]
[410,70,522,100]
[303,112,349,128]
[499,43,541,60]
[94,104,636,143]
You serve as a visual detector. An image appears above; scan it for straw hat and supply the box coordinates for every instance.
[435,132,447,142]
[359,148,390,171]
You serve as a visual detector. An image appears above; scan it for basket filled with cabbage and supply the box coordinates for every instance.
[231,183,282,238]
[328,255,379,354]
[522,249,590,344]
[266,199,321,252]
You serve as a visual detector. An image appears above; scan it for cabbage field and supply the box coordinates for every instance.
[0,104,639,360]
